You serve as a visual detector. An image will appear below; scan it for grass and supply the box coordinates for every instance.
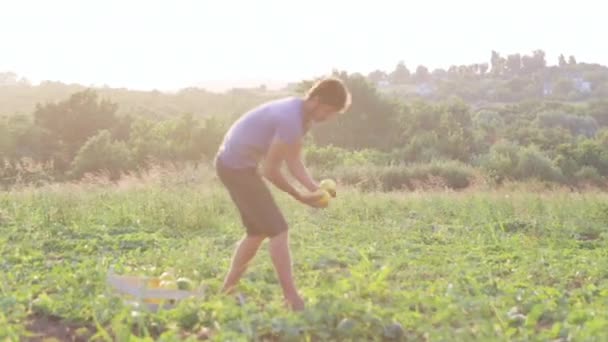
[1,167,608,341]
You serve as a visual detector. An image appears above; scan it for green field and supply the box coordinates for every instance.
[1,168,608,341]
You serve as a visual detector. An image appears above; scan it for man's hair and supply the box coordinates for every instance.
[305,77,352,113]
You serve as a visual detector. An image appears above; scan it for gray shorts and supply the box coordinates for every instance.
[215,157,288,237]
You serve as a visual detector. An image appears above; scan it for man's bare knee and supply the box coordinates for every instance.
[269,230,288,243]
[244,234,266,245]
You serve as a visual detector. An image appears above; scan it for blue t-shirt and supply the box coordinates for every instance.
[217,97,306,169]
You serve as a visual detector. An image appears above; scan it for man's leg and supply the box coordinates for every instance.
[221,234,266,294]
[268,230,304,311]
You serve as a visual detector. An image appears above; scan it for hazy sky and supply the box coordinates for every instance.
[1,0,604,91]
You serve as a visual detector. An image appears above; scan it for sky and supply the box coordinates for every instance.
[0,0,605,91]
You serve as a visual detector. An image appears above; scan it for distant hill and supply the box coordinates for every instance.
[3,49,608,119]
[0,77,294,119]
[368,51,608,104]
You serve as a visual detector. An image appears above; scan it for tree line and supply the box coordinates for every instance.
[2,50,608,189]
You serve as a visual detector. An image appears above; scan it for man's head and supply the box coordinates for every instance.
[303,77,351,123]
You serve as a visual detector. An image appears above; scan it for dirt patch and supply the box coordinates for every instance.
[24,313,214,341]
[25,314,95,342]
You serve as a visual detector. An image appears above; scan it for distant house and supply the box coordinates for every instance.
[283,82,300,92]
[543,81,553,96]
[573,77,592,93]
[376,80,390,88]
[415,82,435,96]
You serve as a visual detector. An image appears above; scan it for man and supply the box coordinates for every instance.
[214,77,351,310]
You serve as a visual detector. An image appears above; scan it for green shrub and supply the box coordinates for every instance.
[329,160,474,191]
[304,144,391,170]
[478,140,520,183]
[70,130,133,180]
[516,146,564,182]
[425,160,476,189]
[575,166,603,185]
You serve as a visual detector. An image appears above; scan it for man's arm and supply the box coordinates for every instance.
[262,138,302,200]
[262,138,325,208]
[285,144,318,192]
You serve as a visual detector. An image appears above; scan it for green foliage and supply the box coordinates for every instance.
[552,78,575,97]
[516,146,564,183]
[1,88,234,186]
[305,145,473,190]
[536,111,598,137]
[328,160,474,191]
[395,98,474,162]
[574,166,603,185]
[0,114,58,164]
[473,109,504,132]
[588,100,608,125]
[34,89,118,155]
[480,143,564,183]
[128,114,226,167]
[304,144,389,171]
[2,175,608,339]
[0,81,278,119]
[389,61,410,84]
[302,71,402,151]
[70,130,133,180]
[478,140,520,183]
[3,58,608,189]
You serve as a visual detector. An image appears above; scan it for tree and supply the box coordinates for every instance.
[437,99,474,161]
[473,109,503,147]
[569,55,577,65]
[196,116,228,161]
[447,65,459,78]
[389,61,410,84]
[479,63,489,75]
[491,51,500,72]
[506,54,522,75]
[521,50,546,73]
[368,70,388,83]
[34,89,118,157]
[552,78,575,98]
[414,65,430,82]
[458,65,470,77]
[533,50,547,69]
[111,114,133,141]
[516,146,563,182]
[305,71,401,151]
[558,54,567,67]
[574,139,608,176]
[70,130,132,180]
[490,50,506,76]
[588,100,608,126]
[432,68,448,79]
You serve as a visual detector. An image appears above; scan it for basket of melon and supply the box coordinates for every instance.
[107,267,204,311]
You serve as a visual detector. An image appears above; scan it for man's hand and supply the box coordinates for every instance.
[295,191,327,208]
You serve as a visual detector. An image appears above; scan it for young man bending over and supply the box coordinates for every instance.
[214,78,351,310]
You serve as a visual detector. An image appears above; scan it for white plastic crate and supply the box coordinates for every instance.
[106,267,204,311]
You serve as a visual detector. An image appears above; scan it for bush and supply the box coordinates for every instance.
[304,144,390,171]
[0,158,55,188]
[516,146,564,182]
[575,166,603,185]
[477,140,520,183]
[478,142,565,184]
[70,130,133,180]
[536,111,598,137]
[328,160,475,191]
[421,160,475,189]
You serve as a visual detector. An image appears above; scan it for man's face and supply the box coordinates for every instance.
[309,97,340,123]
